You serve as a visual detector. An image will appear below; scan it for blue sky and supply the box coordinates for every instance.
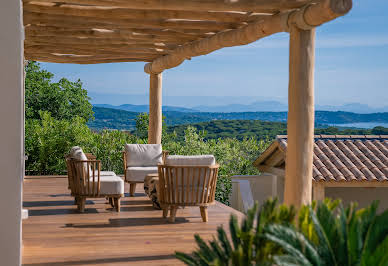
[41,0,388,108]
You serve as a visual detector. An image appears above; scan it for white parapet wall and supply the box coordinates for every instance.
[231,174,279,213]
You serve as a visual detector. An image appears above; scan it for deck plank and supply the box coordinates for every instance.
[22,176,243,265]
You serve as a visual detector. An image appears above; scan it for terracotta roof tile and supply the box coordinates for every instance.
[272,135,388,182]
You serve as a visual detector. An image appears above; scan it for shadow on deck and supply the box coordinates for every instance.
[22,176,243,266]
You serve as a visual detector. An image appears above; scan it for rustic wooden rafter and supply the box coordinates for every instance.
[24,2,272,23]
[144,0,352,73]
[25,26,213,41]
[24,11,247,31]
[23,0,352,65]
[25,41,178,50]
[23,0,313,13]
[25,45,172,55]
[24,53,154,63]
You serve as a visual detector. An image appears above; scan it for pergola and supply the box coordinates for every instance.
[22,0,352,207]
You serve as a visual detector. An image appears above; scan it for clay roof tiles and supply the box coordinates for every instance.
[269,135,388,182]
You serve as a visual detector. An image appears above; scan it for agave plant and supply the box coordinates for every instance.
[175,198,296,265]
[265,199,388,266]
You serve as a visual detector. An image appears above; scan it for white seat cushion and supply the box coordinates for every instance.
[125,144,162,167]
[126,166,158,182]
[89,171,116,177]
[165,155,216,166]
[91,175,124,195]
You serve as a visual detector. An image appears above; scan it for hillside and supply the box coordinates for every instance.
[88,107,388,131]
[87,107,138,130]
[168,120,388,140]
[168,120,287,140]
[94,104,197,113]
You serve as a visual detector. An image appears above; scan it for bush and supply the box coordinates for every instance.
[25,112,93,175]
[25,116,270,204]
[176,199,388,265]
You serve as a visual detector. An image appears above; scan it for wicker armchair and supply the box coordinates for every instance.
[122,144,168,196]
[158,155,219,222]
[66,147,124,212]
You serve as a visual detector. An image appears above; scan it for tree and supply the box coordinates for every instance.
[25,61,94,121]
[134,112,170,140]
[135,112,149,139]
[372,126,388,135]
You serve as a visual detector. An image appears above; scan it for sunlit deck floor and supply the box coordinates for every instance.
[22,176,243,266]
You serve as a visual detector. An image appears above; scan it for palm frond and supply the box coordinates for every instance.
[308,206,337,265]
[264,224,319,266]
[175,251,199,266]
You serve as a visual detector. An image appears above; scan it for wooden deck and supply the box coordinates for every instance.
[22,176,243,266]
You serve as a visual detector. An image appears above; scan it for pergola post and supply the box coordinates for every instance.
[0,0,24,264]
[148,72,163,144]
[284,25,315,208]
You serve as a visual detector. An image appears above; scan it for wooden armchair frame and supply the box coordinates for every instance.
[66,153,96,191]
[69,158,122,212]
[122,149,169,196]
[157,163,219,222]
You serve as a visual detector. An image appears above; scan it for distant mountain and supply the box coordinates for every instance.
[94,102,388,114]
[316,103,388,114]
[194,101,388,113]
[194,101,288,112]
[88,107,388,131]
[94,104,197,113]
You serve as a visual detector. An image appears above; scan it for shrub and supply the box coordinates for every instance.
[268,199,388,266]
[175,199,296,265]
[25,112,93,175]
[176,199,388,265]
[25,118,270,204]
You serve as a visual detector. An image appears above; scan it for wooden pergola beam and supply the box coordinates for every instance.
[25,28,198,43]
[25,35,181,46]
[25,47,165,57]
[25,41,178,50]
[24,11,246,31]
[25,25,215,35]
[24,2,271,23]
[25,45,171,55]
[144,0,352,74]
[24,54,154,63]
[24,0,313,13]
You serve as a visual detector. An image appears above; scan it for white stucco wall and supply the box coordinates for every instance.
[0,0,24,264]
[265,174,388,213]
[326,187,388,212]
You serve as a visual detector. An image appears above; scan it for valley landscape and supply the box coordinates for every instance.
[89,105,388,140]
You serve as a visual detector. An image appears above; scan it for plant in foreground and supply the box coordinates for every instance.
[176,199,388,266]
[267,199,388,266]
[175,198,295,265]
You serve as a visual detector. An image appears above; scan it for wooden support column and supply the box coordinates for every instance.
[284,25,315,208]
[148,72,162,144]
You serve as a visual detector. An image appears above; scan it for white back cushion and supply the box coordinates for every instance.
[125,144,162,167]
[73,149,89,177]
[69,146,82,158]
[165,155,215,166]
